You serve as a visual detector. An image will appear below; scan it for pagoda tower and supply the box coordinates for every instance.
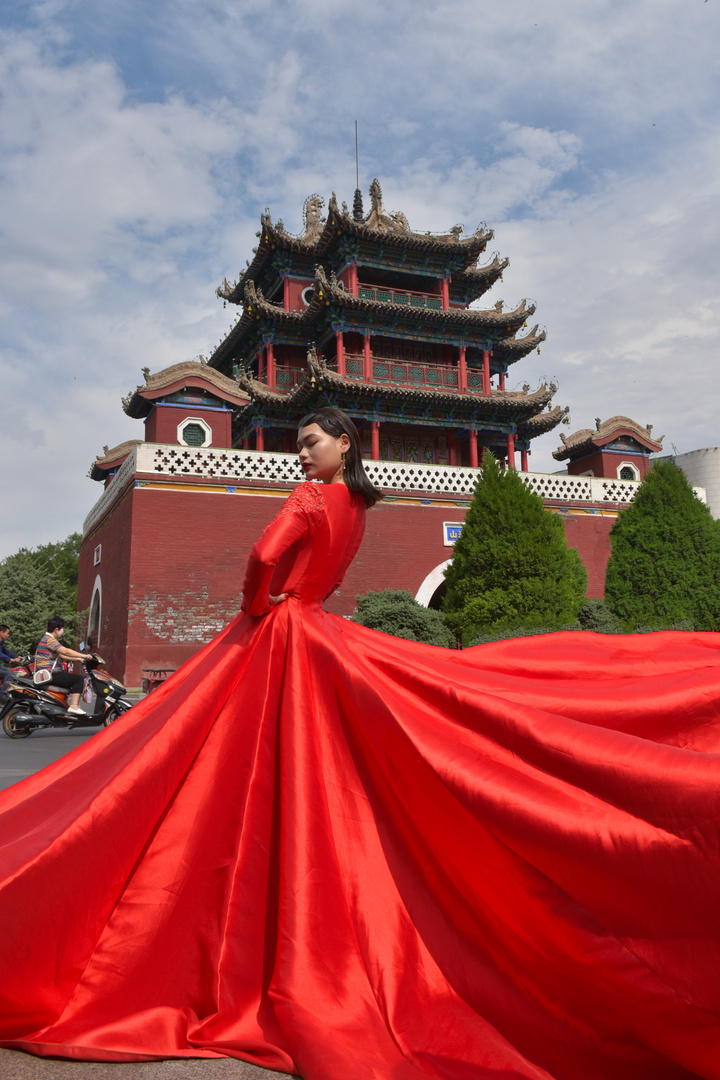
[212,181,567,471]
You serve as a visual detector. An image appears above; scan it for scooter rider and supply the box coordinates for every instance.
[36,616,89,716]
[0,625,19,693]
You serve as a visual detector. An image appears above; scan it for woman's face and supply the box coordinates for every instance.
[297,423,351,484]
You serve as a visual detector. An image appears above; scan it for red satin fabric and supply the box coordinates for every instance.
[2,481,720,1080]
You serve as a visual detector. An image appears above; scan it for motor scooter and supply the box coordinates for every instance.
[0,639,131,739]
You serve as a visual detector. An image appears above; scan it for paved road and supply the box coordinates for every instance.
[0,726,99,791]
[0,1050,296,1079]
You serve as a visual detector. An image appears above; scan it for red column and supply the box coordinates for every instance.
[506,432,516,469]
[349,262,358,297]
[441,276,450,311]
[257,350,264,382]
[458,345,467,392]
[266,341,275,389]
[336,329,346,377]
[448,435,457,466]
[255,426,264,452]
[469,429,478,468]
[482,349,491,395]
[499,369,506,391]
[371,421,380,460]
[282,276,290,311]
[363,332,372,381]
[242,438,250,450]
[521,448,529,471]
[443,344,453,366]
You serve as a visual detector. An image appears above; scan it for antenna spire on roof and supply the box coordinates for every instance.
[353,120,364,221]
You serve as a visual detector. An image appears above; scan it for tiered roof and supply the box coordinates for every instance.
[209,181,566,451]
[217,183,502,309]
[210,265,545,374]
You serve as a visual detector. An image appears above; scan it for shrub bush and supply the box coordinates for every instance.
[352,589,455,647]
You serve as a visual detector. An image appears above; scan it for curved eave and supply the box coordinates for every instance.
[319,269,535,336]
[89,439,143,481]
[317,206,493,264]
[217,211,331,303]
[493,327,547,365]
[124,378,248,419]
[451,256,510,302]
[239,365,555,418]
[519,407,569,439]
[209,282,326,370]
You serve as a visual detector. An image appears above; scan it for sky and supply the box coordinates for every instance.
[1,0,718,557]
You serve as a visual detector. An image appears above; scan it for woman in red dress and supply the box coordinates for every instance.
[1,408,720,1080]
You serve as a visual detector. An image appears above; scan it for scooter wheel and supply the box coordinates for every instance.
[2,708,32,739]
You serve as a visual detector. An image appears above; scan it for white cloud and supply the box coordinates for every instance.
[1,0,719,557]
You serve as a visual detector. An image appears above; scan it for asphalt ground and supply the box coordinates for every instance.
[0,1052,296,1079]
[0,709,303,1080]
[0,726,98,790]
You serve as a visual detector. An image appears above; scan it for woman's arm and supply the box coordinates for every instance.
[55,645,88,662]
[241,484,324,616]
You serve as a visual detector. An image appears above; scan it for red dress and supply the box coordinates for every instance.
[2,481,720,1080]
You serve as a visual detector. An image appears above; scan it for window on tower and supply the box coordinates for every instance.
[183,423,207,446]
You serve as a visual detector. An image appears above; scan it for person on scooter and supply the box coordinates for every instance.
[35,616,88,716]
[0,625,20,693]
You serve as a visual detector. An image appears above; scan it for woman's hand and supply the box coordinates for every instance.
[269,593,288,607]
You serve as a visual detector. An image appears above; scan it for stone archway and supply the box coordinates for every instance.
[415,560,451,609]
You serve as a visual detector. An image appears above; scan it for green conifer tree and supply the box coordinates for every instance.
[0,540,83,655]
[442,454,587,645]
[352,589,455,647]
[604,461,720,630]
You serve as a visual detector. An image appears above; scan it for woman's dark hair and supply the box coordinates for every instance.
[47,615,65,632]
[298,407,384,508]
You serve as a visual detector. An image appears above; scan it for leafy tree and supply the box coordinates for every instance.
[443,454,587,645]
[30,533,81,608]
[0,535,83,655]
[353,589,455,647]
[605,461,720,630]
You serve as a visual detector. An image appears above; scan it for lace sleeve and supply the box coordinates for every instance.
[241,483,326,616]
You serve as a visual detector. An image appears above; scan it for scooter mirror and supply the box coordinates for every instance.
[79,641,85,652]
[86,636,94,653]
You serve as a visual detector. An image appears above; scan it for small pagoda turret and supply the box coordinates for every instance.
[211,181,567,470]
[554,416,664,480]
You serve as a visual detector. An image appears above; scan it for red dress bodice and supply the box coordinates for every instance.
[240,481,365,615]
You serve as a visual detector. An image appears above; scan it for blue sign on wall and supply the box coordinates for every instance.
[443,522,464,546]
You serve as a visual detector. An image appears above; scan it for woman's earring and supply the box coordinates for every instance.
[341,452,346,470]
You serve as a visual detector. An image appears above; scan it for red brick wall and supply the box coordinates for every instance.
[79,485,618,688]
[78,485,134,681]
[559,513,614,598]
[144,405,232,447]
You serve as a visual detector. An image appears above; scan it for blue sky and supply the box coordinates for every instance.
[1,0,719,556]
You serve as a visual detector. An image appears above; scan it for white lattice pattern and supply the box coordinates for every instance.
[141,444,303,485]
[84,443,705,535]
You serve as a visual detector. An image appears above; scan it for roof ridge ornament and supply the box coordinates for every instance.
[301,194,326,243]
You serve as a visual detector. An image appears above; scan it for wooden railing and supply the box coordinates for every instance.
[343,354,485,393]
[358,283,443,310]
[266,357,486,395]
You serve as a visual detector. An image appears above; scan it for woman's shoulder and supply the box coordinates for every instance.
[280,482,327,516]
